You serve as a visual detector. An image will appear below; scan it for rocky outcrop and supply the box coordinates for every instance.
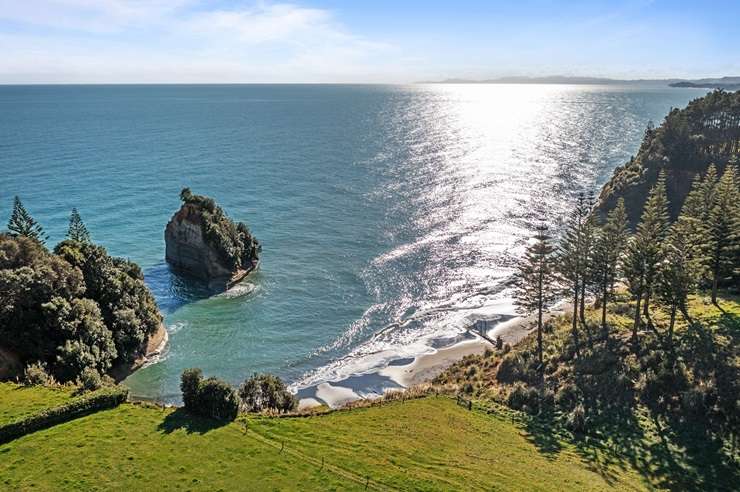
[165,189,260,288]
[597,90,740,226]
[165,204,234,280]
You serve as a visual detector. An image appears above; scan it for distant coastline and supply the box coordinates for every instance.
[418,75,740,89]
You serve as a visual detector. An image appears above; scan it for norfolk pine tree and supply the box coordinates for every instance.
[513,222,556,379]
[578,193,597,347]
[557,193,591,357]
[7,196,48,245]
[67,207,91,243]
[656,218,703,352]
[623,174,669,350]
[706,166,740,303]
[636,173,670,323]
[592,198,629,340]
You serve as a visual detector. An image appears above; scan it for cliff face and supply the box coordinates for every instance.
[597,90,740,227]
[165,203,234,280]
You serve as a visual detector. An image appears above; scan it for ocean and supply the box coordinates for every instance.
[0,83,705,403]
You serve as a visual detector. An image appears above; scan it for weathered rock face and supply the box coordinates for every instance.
[165,203,234,280]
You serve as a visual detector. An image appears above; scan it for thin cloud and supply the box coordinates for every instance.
[0,1,396,82]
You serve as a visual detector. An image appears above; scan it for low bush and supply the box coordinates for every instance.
[506,383,529,411]
[565,403,587,434]
[506,383,545,414]
[496,353,537,384]
[0,386,128,443]
[554,382,582,411]
[76,367,102,393]
[23,362,54,386]
[239,373,297,413]
[196,378,240,421]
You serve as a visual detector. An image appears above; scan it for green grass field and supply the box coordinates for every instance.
[0,383,73,426]
[0,396,650,491]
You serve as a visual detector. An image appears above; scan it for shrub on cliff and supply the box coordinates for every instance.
[180,368,239,421]
[239,373,297,413]
[177,188,260,272]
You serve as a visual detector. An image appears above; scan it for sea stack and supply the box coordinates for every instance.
[165,188,260,289]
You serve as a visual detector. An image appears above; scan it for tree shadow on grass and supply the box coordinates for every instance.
[157,408,230,435]
[519,412,563,457]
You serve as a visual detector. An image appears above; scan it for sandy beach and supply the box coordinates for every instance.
[297,301,569,409]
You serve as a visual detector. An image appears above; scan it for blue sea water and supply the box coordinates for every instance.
[0,84,705,402]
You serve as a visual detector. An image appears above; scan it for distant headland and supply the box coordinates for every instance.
[418,75,740,89]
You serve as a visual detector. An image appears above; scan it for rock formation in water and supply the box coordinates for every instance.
[597,89,740,226]
[165,188,260,287]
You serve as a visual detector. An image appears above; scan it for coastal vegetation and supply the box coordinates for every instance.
[1,91,738,490]
[598,89,740,225]
[179,370,298,420]
[0,203,162,383]
[239,373,298,413]
[437,164,739,487]
[180,368,240,421]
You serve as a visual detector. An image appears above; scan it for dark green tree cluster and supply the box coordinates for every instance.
[479,165,739,448]
[180,368,240,421]
[598,90,740,224]
[1,200,162,383]
[239,373,298,413]
[623,165,740,350]
[180,370,297,420]
[179,188,260,271]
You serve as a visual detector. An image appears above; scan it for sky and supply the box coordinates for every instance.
[0,0,738,83]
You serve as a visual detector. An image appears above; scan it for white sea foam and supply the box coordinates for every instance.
[217,282,258,299]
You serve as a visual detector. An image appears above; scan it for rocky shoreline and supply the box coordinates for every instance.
[110,322,169,382]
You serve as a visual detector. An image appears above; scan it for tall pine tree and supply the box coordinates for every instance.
[578,193,597,347]
[592,198,629,340]
[557,193,591,357]
[67,207,91,243]
[623,174,669,349]
[656,219,703,351]
[7,196,47,245]
[706,166,740,303]
[638,173,670,321]
[513,222,556,379]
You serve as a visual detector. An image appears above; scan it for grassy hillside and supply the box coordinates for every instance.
[0,383,73,426]
[435,293,740,491]
[0,396,652,491]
